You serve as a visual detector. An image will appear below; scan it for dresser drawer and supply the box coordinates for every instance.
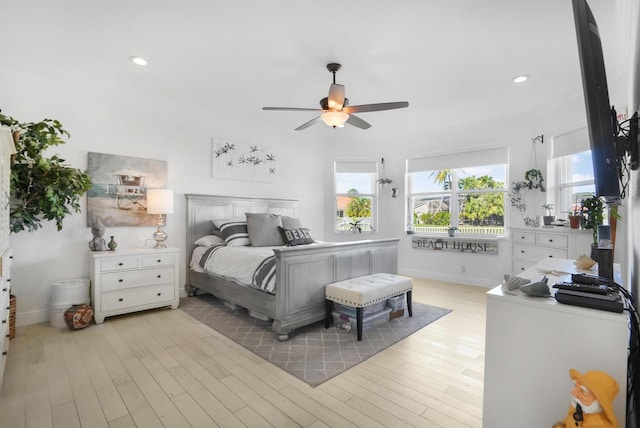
[513,243,568,261]
[100,256,140,272]
[101,284,175,312]
[537,233,568,248]
[512,258,537,273]
[141,253,175,268]
[100,266,175,291]
[512,231,536,244]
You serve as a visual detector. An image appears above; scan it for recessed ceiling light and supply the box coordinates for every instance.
[512,75,528,84]
[130,56,148,66]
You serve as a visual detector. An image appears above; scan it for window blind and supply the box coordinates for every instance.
[334,160,377,173]
[406,147,508,173]
[551,127,589,158]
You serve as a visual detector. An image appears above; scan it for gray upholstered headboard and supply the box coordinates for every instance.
[185,194,298,276]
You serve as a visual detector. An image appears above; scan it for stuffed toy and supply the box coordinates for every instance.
[553,369,619,428]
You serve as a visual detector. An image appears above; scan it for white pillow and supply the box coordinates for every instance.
[194,235,225,247]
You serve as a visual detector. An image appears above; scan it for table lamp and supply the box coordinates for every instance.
[146,189,174,249]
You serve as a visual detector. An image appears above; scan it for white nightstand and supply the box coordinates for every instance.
[89,247,180,323]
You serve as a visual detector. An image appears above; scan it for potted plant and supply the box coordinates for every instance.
[0,112,92,232]
[581,196,612,260]
[447,226,458,237]
[542,203,555,226]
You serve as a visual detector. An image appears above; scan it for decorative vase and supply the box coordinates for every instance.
[543,215,555,226]
[107,236,118,251]
[568,216,581,229]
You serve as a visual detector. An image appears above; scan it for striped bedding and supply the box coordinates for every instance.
[191,245,277,293]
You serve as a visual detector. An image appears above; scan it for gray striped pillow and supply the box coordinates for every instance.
[212,219,251,247]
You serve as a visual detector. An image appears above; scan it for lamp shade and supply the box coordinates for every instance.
[321,110,349,128]
[147,189,174,214]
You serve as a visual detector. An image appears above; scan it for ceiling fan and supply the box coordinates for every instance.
[263,63,409,131]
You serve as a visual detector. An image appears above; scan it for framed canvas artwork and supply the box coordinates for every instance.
[87,152,168,227]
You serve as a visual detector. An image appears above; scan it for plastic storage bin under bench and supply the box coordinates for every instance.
[332,306,392,332]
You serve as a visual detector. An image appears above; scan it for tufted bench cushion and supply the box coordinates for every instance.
[325,273,413,341]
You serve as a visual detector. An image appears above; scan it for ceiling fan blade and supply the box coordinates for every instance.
[263,107,322,111]
[328,84,345,110]
[295,116,321,131]
[343,101,409,114]
[346,114,371,130]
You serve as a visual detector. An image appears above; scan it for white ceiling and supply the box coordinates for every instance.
[0,0,621,141]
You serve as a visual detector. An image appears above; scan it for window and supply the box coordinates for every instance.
[548,127,595,214]
[334,160,378,233]
[406,148,508,236]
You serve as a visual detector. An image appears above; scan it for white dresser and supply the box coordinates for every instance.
[510,226,593,274]
[90,247,180,323]
[483,258,628,427]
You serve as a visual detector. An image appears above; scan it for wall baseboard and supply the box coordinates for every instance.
[17,289,190,327]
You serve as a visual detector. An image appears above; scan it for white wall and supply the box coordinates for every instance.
[1,59,326,326]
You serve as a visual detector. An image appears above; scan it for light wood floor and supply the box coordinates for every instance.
[0,277,488,427]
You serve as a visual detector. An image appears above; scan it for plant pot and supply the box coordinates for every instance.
[568,216,581,229]
[543,216,555,226]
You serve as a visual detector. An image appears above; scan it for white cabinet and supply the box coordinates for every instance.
[483,258,628,427]
[90,248,180,323]
[0,127,15,389]
[510,226,592,274]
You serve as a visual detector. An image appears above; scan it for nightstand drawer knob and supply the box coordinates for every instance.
[118,262,123,266]
[156,259,161,263]
[548,255,553,258]
[549,239,553,242]
[118,279,123,283]
[2,351,7,356]
[520,250,525,254]
[157,275,161,278]
[1,319,6,324]
[2,288,6,292]
[118,298,124,302]
[520,236,525,239]
[157,292,162,296]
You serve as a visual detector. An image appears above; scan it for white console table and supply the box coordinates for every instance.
[482,258,628,427]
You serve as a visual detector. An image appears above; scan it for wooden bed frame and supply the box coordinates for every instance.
[185,194,400,340]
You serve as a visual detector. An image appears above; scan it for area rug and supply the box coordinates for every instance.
[179,294,451,387]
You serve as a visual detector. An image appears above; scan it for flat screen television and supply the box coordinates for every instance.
[572,0,621,202]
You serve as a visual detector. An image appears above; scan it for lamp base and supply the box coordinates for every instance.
[152,214,168,249]
[153,228,167,249]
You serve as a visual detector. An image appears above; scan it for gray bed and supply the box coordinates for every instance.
[185,194,399,340]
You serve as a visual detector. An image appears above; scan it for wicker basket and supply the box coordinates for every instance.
[9,294,16,339]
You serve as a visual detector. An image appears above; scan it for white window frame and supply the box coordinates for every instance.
[406,147,508,236]
[547,126,595,214]
[334,159,379,234]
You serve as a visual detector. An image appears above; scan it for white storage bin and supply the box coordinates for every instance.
[51,278,90,304]
[48,298,90,328]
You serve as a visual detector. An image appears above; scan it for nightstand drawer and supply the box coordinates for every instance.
[100,266,175,291]
[100,257,140,272]
[512,231,536,244]
[513,243,568,261]
[537,233,568,248]
[101,284,175,312]
[141,253,175,268]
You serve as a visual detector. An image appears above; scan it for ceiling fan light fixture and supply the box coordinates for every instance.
[321,110,349,128]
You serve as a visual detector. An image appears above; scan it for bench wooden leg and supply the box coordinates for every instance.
[356,307,363,341]
[325,299,333,328]
[407,290,413,317]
